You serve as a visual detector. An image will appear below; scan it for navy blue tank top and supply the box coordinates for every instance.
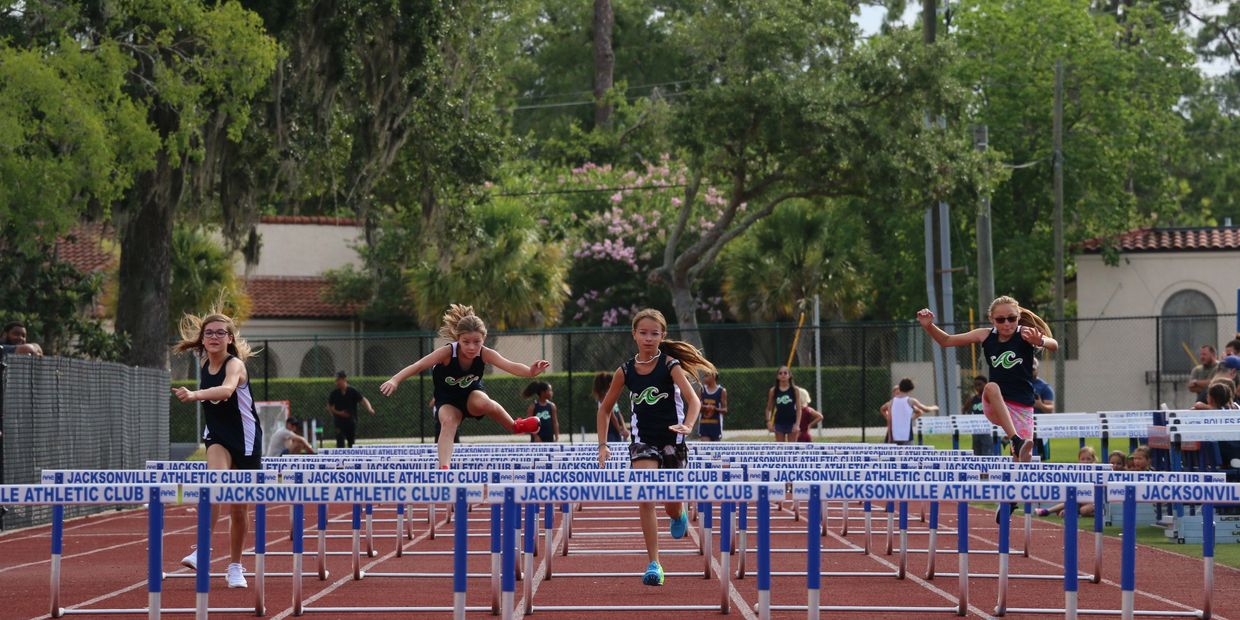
[200,356,262,456]
[982,329,1038,406]
[622,352,684,447]
[432,342,486,403]
[773,385,797,425]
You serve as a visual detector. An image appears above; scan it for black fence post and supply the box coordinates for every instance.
[418,336,425,444]
[263,339,270,401]
[860,325,867,443]
[567,332,574,443]
[1155,316,1162,408]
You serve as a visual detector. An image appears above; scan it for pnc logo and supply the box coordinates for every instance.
[989,351,1023,370]
[445,375,480,388]
[632,387,669,406]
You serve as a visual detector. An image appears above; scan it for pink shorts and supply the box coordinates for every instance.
[983,399,1034,440]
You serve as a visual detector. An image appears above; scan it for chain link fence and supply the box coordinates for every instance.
[2,354,169,530]
[167,314,1239,446]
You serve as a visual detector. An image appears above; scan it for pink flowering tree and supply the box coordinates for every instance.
[546,157,728,327]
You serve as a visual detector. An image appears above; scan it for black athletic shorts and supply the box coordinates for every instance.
[205,439,262,470]
[628,441,688,469]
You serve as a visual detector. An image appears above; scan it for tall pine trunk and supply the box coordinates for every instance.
[592,0,614,130]
[116,150,178,369]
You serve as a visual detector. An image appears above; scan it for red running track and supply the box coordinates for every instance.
[1,500,1238,619]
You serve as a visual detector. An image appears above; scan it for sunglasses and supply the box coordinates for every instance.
[992,315,1019,324]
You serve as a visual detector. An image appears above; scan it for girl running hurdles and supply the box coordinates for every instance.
[917,295,1057,462]
[380,304,547,468]
[595,308,715,586]
[523,381,560,443]
[170,311,261,589]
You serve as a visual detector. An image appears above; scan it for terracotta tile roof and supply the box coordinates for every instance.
[1078,226,1240,253]
[259,215,360,226]
[55,222,116,273]
[245,276,358,319]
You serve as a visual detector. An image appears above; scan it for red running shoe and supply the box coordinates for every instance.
[513,417,541,434]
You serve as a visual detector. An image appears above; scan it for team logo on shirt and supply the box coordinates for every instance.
[990,351,1023,370]
[632,387,669,406]
[775,394,794,405]
[445,375,480,388]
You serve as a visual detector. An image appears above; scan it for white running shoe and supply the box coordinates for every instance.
[226,563,248,589]
[181,547,201,571]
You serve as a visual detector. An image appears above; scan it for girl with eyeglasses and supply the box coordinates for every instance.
[916,296,1057,462]
[379,304,547,468]
[170,311,261,589]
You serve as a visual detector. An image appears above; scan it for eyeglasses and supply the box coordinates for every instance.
[992,315,1019,324]
[203,330,231,339]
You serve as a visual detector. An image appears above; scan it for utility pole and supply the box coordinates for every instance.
[1053,59,1066,412]
[975,125,995,322]
[922,0,957,415]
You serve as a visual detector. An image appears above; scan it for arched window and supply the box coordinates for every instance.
[300,345,336,378]
[245,348,281,381]
[1161,290,1217,375]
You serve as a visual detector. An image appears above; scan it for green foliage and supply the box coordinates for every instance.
[406,201,571,330]
[0,244,129,361]
[722,200,872,322]
[0,38,156,252]
[949,0,1199,307]
[168,364,890,442]
[168,225,250,331]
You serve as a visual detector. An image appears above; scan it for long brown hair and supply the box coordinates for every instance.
[171,311,254,361]
[439,304,487,341]
[631,309,716,381]
[988,295,1052,339]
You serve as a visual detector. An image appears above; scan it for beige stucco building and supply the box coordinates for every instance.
[1066,226,1240,411]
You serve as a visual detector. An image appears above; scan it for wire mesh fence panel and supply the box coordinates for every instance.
[159,313,1238,446]
[1,356,168,529]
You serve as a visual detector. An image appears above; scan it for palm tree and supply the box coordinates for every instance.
[408,201,570,330]
[722,200,871,364]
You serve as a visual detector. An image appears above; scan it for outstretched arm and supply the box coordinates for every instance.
[917,309,989,348]
[483,347,550,377]
[173,358,245,403]
[380,345,452,395]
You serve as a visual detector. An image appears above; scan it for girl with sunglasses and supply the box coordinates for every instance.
[916,296,1057,461]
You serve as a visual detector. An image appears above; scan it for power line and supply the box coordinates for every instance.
[514,79,698,102]
[492,183,687,197]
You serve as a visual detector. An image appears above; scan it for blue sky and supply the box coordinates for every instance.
[852,1,1233,77]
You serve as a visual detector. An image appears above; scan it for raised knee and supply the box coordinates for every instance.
[982,382,1002,398]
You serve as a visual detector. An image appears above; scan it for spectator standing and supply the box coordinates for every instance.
[1188,345,1219,395]
[327,371,375,448]
[1195,356,1240,409]
[964,375,994,456]
[1,321,43,356]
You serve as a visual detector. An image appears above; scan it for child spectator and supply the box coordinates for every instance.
[1037,446,1097,517]
[523,381,560,443]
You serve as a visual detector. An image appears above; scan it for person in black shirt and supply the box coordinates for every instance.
[327,371,375,448]
[918,295,1058,462]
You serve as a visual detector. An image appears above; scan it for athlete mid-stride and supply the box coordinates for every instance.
[380,304,547,468]
[595,308,715,586]
[917,295,1058,463]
